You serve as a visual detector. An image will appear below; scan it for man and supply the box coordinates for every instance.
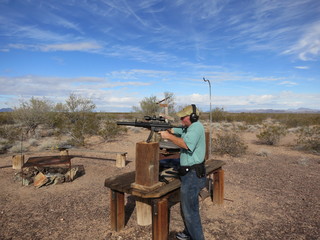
[160,104,206,240]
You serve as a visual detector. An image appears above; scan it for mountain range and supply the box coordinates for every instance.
[0,108,13,112]
[228,108,320,113]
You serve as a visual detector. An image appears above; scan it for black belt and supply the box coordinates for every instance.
[179,162,205,177]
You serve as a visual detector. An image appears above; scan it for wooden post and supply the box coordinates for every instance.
[110,190,125,231]
[134,141,160,226]
[134,141,160,187]
[213,169,224,204]
[12,155,24,170]
[152,198,169,240]
[205,132,209,160]
[116,153,126,168]
[136,198,152,226]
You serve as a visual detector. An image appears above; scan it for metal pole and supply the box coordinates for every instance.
[203,77,212,157]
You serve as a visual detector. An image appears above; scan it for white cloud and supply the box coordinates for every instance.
[41,42,103,52]
[295,66,309,69]
[251,77,285,82]
[106,69,173,80]
[0,75,148,99]
[182,91,320,110]
[283,21,320,61]
[177,93,208,105]
[278,81,298,86]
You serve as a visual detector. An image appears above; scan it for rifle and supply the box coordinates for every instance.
[117,116,182,143]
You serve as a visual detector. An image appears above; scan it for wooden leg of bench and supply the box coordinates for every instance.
[213,169,224,205]
[110,190,125,231]
[152,198,169,240]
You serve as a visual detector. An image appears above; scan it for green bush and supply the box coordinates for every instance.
[68,113,99,146]
[256,124,287,145]
[0,125,22,142]
[212,132,247,157]
[0,139,13,154]
[0,112,14,125]
[296,126,320,154]
[211,107,227,122]
[98,120,127,141]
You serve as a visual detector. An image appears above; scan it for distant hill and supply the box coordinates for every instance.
[228,108,320,113]
[0,108,13,112]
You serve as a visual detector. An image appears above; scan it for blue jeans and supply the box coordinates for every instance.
[159,158,180,171]
[180,169,206,240]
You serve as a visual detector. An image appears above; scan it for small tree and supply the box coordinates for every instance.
[163,92,176,115]
[64,94,98,146]
[212,107,226,122]
[132,95,160,116]
[45,103,68,132]
[13,97,53,136]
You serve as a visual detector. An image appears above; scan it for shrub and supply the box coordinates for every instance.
[0,125,22,142]
[256,124,287,145]
[38,139,69,151]
[0,112,14,125]
[27,138,39,147]
[212,107,227,122]
[212,132,247,157]
[98,120,127,141]
[8,141,28,153]
[0,139,12,154]
[296,126,320,154]
[68,113,99,146]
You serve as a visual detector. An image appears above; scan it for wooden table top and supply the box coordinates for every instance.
[104,159,225,199]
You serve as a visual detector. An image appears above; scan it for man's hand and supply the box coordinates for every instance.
[159,130,172,140]
[159,130,189,150]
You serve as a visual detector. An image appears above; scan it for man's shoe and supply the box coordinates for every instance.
[176,231,190,240]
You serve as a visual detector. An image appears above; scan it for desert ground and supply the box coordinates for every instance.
[0,126,319,240]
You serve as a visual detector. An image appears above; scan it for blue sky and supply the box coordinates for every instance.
[0,0,319,112]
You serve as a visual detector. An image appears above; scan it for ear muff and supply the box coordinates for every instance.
[190,104,199,123]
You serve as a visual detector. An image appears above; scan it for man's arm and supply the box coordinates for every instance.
[159,130,189,150]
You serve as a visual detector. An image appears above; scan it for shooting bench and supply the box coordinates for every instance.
[104,159,225,240]
[66,149,128,168]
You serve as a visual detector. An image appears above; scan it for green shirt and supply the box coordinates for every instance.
[173,121,206,166]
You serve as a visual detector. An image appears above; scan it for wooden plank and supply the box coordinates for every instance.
[105,171,135,193]
[205,159,226,173]
[152,198,169,240]
[23,155,73,168]
[134,180,180,198]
